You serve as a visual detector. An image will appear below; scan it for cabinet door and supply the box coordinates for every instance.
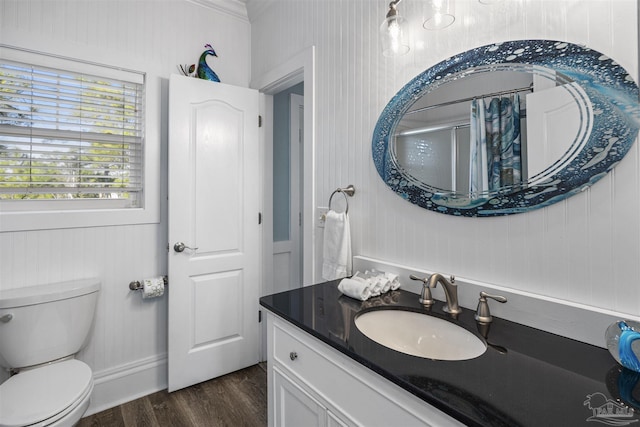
[273,367,327,427]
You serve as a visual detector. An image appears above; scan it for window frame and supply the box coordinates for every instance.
[0,45,160,231]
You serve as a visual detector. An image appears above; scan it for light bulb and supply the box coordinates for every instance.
[380,12,409,57]
[388,20,401,53]
[423,0,455,30]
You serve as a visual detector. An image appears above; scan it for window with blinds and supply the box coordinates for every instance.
[0,59,144,206]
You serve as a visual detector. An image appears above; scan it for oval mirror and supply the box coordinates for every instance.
[372,40,640,216]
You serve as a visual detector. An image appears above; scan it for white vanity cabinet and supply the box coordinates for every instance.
[272,367,349,427]
[266,312,464,427]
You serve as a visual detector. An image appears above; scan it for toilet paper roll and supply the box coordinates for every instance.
[142,277,165,299]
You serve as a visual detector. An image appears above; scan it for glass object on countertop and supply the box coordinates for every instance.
[606,320,640,373]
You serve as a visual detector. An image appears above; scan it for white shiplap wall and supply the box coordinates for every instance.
[248,0,640,317]
[0,0,250,413]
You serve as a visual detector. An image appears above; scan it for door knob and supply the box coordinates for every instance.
[173,242,198,253]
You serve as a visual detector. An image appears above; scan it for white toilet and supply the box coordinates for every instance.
[0,279,100,427]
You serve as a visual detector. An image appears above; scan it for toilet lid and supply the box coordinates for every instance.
[0,359,93,427]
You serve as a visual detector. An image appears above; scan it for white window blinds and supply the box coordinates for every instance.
[0,58,144,204]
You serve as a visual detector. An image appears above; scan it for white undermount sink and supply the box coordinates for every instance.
[354,309,487,361]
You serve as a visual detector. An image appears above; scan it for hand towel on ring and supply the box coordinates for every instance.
[322,210,352,281]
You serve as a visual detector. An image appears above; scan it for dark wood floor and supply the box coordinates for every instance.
[78,363,267,427]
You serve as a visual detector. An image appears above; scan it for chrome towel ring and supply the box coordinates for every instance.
[328,185,356,214]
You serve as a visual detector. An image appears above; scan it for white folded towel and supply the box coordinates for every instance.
[338,278,371,301]
[369,278,383,297]
[385,272,401,290]
[351,275,368,284]
[352,271,367,282]
[340,270,400,301]
[322,210,352,281]
[352,271,378,296]
[379,277,391,293]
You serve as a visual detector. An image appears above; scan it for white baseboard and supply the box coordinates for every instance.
[353,255,640,349]
[85,354,167,416]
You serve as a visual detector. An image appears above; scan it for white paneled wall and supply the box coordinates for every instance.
[248,0,640,316]
[0,0,250,413]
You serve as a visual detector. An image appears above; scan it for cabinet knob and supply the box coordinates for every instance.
[289,351,298,361]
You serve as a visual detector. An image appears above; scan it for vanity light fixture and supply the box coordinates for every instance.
[380,0,410,57]
[423,0,455,30]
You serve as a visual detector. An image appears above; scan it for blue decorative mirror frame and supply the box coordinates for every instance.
[372,40,640,216]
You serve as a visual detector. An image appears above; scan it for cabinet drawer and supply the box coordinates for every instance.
[273,322,330,382]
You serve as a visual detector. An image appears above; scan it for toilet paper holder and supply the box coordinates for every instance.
[129,276,168,291]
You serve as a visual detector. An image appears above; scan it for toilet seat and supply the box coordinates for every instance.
[0,359,93,427]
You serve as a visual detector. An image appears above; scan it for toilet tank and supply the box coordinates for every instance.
[0,279,100,369]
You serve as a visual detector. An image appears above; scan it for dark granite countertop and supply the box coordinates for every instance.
[260,281,640,427]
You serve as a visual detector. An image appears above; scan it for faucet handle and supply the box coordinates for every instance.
[409,275,434,307]
[475,291,507,323]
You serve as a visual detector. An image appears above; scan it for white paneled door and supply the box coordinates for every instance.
[526,82,585,182]
[168,74,260,392]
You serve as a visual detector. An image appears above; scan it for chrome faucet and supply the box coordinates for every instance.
[409,275,434,307]
[428,273,461,314]
[474,291,507,323]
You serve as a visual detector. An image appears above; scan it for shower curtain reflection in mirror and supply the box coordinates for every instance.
[469,94,523,197]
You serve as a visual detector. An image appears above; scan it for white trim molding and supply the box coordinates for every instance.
[86,354,167,416]
[186,0,249,21]
[245,0,273,22]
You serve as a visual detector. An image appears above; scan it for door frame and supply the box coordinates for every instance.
[253,46,316,289]
[252,47,315,360]
[288,92,304,290]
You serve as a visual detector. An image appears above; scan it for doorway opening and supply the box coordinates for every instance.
[272,84,304,294]
[254,46,315,361]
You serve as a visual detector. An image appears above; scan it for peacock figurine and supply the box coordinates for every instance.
[196,44,221,82]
